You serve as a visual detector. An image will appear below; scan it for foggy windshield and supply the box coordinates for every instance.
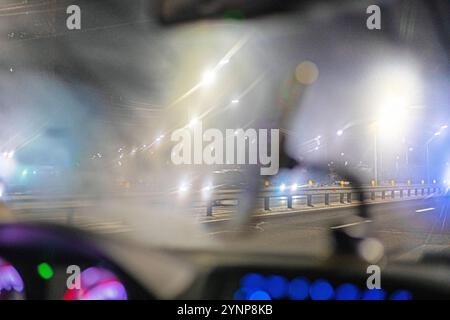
[0,0,449,257]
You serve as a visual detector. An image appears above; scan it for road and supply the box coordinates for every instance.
[4,191,450,262]
[202,196,450,262]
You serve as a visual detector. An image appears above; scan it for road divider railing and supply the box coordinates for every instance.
[3,185,447,219]
[206,184,447,216]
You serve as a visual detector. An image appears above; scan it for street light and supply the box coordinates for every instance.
[374,104,414,184]
[201,70,216,87]
[371,64,421,183]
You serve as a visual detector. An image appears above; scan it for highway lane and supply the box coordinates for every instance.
[4,192,450,262]
[201,196,450,261]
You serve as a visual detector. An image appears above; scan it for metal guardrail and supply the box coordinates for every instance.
[206,185,447,216]
[3,185,447,218]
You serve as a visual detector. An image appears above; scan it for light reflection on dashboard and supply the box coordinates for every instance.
[0,257,25,300]
[64,267,128,300]
[234,273,412,300]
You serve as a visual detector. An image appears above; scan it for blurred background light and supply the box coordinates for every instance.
[309,279,334,300]
[201,69,216,87]
[335,283,360,300]
[64,267,127,300]
[288,277,310,300]
[0,257,24,295]
[265,275,288,299]
[390,290,412,300]
[248,290,271,300]
[295,61,319,85]
[362,288,386,300]
[241,273,265,290]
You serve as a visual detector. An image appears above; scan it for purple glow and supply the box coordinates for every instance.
[81,267,116,289]
[0,257,24,294]
[64,267,128,300]
[81,281,128,300]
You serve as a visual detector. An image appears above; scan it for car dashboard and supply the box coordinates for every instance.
[1,223,450,300]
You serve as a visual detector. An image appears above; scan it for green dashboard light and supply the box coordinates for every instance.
[37,262,54,280]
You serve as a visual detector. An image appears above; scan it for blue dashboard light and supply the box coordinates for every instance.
[309,279,334,300]
[335,283,360,300]
[237,273,411,301]
[288,277,310,300]
[241,273,265,290]
[362,289,386,300]
[265,275,288,299]
[234,288,255,300]
[249,290,272,300]
[390,290,412,300]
